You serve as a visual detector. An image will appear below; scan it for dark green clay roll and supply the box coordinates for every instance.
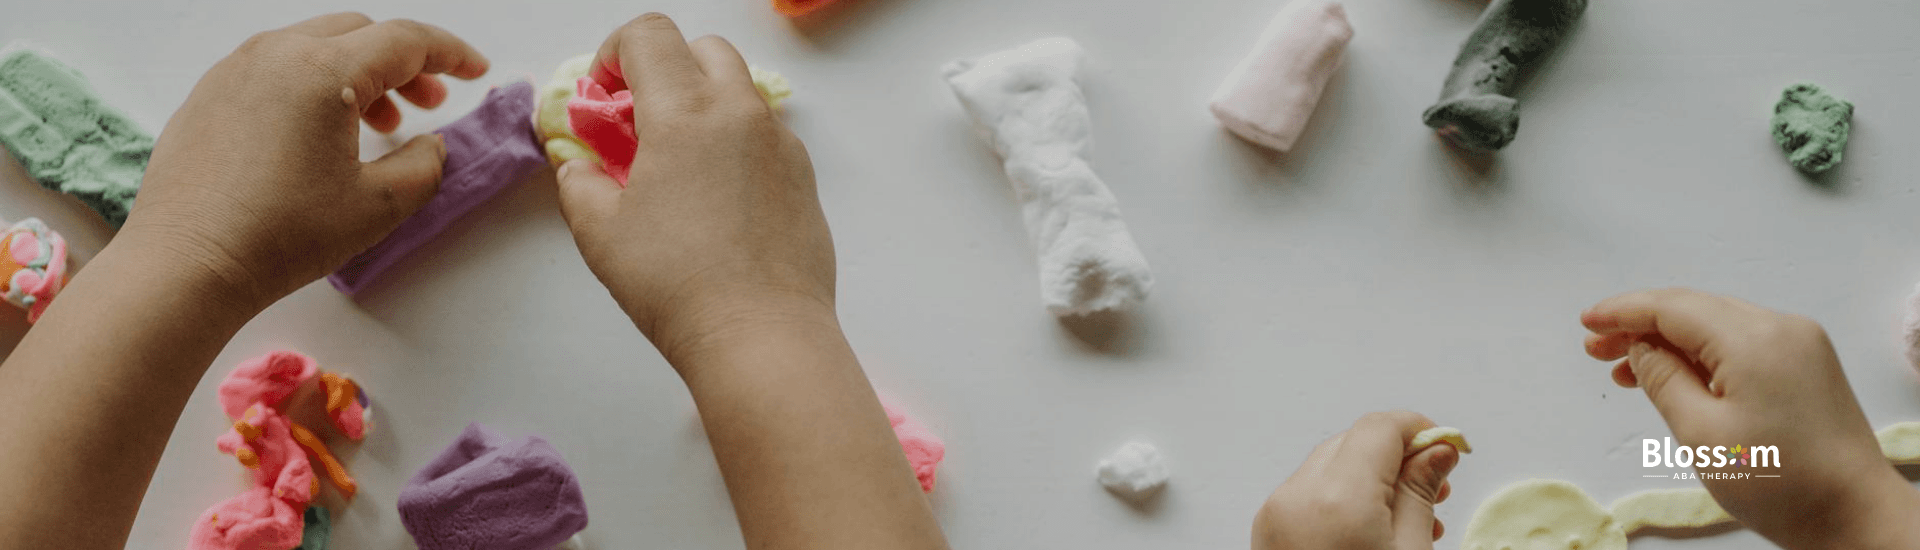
[1422,0,1587,151]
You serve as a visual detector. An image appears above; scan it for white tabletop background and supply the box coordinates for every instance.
[5,0,1920,548]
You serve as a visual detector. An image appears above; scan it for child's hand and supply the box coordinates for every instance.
[1583,288,1920,549]
[129,13,487,309]
[1253,411,1457,550]
[554,14,832,369]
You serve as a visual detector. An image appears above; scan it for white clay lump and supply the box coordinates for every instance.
[1408,426,1472,456]
[943,37,1154,316]
[1095,439,1169,500]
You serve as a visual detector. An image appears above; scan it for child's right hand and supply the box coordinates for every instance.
[553,14,834,372]
[1582,289,1920,549]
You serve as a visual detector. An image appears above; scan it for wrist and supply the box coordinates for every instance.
[644,293,842,382]
[1809,467,1920,550]
[92,228,271,322]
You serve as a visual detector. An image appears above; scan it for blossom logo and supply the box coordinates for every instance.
[1642,437,1780,480]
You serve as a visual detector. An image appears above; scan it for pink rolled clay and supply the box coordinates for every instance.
[1209,0,1354,153]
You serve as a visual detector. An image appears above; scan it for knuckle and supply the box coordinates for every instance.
[287,45,349,85]
[1651,286,1693,298]
[230,33,347,91]
[235,30,293,58]
[623,12,677,36]
[1783,314,1830,344]
[638,12,676,28]
[383,18,434,41]
[1785,314,1825,335]
[1758,314,1823,343]
[334,11,374,27]
[1354,410,1403,429]
[691,34,733,52]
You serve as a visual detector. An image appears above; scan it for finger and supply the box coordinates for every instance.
[1433,519,1445,541]
[361,94,401,134]
[555,159,623,234]
[394,74,449,109]
[1335,411,1437,486]
[335,19,489,111]
[687,35,755,97]
[1585,332,1636,361]
[1611,361,1638,388]
[593,13,704,111]
[358,133,447,218]
[1436,481,1451,504]
[1581,289,1755,361]
[1391,444,1458,550]
[280,12,373,37]
[1626,340,1718,427]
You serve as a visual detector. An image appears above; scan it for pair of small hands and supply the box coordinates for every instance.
[132,12,831,371]
[128,12,1917,550]
[1256,288,1920,550]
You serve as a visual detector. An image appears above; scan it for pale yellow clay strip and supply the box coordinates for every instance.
[1408,426,1471,456]
[1462,479,1627,550]
[1467,420,1920,546]
[1608,488,1734,534]
[536,53,598,166]
[1879,422,1920,466]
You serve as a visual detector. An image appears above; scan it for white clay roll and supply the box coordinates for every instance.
[1209,0,1354,153]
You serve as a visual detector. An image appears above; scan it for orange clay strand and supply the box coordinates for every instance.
[289,422,357,499]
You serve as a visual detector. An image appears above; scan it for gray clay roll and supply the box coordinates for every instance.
[1422,0,1587,151]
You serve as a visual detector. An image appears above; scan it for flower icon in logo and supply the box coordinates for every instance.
[1730,445,1747,466]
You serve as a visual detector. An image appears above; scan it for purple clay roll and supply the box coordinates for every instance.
[328,81,545,295]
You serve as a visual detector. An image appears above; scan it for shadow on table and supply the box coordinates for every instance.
[1058,308,1143,356]
[1429,137,1507,198]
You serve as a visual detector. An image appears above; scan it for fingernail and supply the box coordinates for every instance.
[556,160,573,180]
[435,133,447,158]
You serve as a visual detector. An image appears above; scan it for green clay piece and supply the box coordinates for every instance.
[293,505,331,550]
[1770,83,1852,174]
[0,47,152,227]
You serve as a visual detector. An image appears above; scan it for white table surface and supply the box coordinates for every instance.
[6,0,1920,548]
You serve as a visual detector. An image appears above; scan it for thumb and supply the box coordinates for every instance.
[1390,444,1457,550]
[554,159,621,230]
[359,133,447,217]
[1626,340,1715,426]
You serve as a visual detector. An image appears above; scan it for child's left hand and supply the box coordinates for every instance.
[126,12,488,309]
[1252,411,1457,550]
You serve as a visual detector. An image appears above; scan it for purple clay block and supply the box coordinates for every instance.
[398,423,589,550]
[328,81,545,295]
